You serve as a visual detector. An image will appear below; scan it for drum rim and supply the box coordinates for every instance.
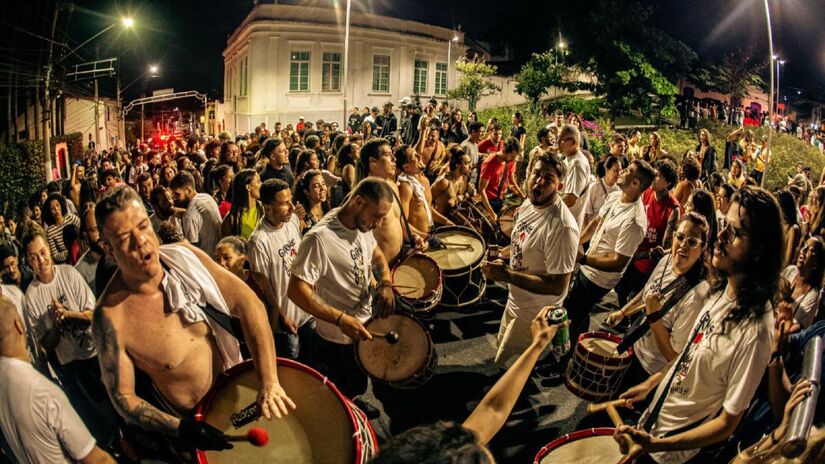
[354,313,435,386]
[497,204,519,237]
[576,331,634,366]
[193,358,378,463]
[426,225,487,271]
[391,253,443,303]
[533,427,631,463]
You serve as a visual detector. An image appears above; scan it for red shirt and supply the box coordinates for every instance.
[478,138,504,155]
[634,188,681,275]
[480,155,515,201]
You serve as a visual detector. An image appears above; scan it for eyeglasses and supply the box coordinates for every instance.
[674,232,703,249]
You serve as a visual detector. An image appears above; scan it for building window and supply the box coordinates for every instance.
[239,57,248,96]
[413,60,428,95]
[435,62,447,95]
[372,55,390,92]
[322,52,341,92]
[290,51,310,92]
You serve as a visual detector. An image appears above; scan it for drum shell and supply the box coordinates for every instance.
[564,331,634,402]
[391,253,443,315]
[354,313,437,389]
[451,198,497,242]
[194,359,378,464]
[424,225,487,308]
[533,428,635,464]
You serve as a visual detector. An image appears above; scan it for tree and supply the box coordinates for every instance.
[447,57,501,112]
[691,49,767,105]
[514,50,578,110]
[568,0,696,119]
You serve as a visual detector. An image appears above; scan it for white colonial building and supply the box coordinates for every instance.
[222,1,468,134]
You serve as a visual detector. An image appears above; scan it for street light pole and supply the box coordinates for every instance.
[342,0,352,127]
[760,0,775,188]
[776,59,784,116]
[42,5,60,182]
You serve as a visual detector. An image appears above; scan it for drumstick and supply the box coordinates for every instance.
[440,241,472,249]
[224,427,269,446]
[588,401,641,459]
[369,330,400,344]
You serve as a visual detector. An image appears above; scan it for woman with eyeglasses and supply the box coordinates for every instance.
[607,213,710,382]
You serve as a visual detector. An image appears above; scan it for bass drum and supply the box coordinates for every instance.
[194,359,377,464]
[424,226,487,308]
[450,197,497,244]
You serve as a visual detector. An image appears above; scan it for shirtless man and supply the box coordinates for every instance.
[431,145,475,225]
[356,138,424,263]
[92,186,294,452]
[396,145,452,234]
[416,121,446,179]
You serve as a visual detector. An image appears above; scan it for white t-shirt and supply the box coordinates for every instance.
[290,208,377,344]
[23,265,97,366]
[460,139,480,168]
[74,250,99,293]
[0,356,96,464]
[781,265,820,329]
[562,150,591,227]
[149,213,182,235]
[1,284,24,320]
[581,191,647,289]
[181,193,222,255]
[507,196,579,311]
[247,215,312,329]
[633,257,710,375]
[584,178,619,226]
[641,287,773,464]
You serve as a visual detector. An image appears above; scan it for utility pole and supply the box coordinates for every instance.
[42,4,59,182]
[93,44,100,150]
[140,103,144,142]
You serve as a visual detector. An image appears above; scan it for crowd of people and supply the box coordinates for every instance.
[0,94,823,464]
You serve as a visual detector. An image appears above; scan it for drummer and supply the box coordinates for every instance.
[483,152,579,367]
[287,177,396,419]
[93,186,295,453]
[605,212,710,384]
[431,145,476,225]
[615,186,780,464]
[395,144,454,235]
[356,138,424,263]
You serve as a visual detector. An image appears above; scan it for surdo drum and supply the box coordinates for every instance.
[451,197,498,243]
[533,428,635,464]
[390,253,443,315]
[424,226,487,308]
[355,313,437,389]
[564,331,634,401]
[194,359,377,464]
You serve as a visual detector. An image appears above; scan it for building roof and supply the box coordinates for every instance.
[225,2,464,56]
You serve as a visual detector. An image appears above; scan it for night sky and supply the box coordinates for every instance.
[4,0,825,108]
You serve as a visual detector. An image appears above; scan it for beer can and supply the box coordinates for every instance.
[548,307,570,356]
[487,245,500,260]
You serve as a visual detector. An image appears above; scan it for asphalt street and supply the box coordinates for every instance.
[361,281,630,463]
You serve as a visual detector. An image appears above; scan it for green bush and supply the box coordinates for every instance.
[655,124,824,191]
[0,141,47,217]
[477,99,823,191]
[477,99,612,159]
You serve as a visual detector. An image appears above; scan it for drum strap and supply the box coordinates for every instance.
[616,275,690,354]
[494,160,509,200]
[642,310,711,432]
[389,187,418,255]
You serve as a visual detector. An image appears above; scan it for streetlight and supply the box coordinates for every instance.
[556,40,566,66]
[775,58,785,116]
[446,35,458,103]
[759,0,775,188]
[149,64,159,76]
[43,15,135,182]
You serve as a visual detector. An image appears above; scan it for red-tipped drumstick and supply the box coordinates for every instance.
[225,427,269,446]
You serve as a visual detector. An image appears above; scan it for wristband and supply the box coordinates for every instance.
[646,311,663,324]
[335,312,345,326]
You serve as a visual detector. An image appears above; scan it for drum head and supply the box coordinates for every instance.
[393,254,440,299]
[499,206,518,238]
[357,314,431,383]
[426,228,485,271]
[581,337,629,359]
[535,428,627,464]
[197,361,357,463]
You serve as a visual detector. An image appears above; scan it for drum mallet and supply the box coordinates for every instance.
[224,427,270,446]
[781,336,822,458]
[587,400,643,461]
[370,330,400,344]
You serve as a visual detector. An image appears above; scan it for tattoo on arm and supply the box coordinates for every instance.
[93,308,179,436]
